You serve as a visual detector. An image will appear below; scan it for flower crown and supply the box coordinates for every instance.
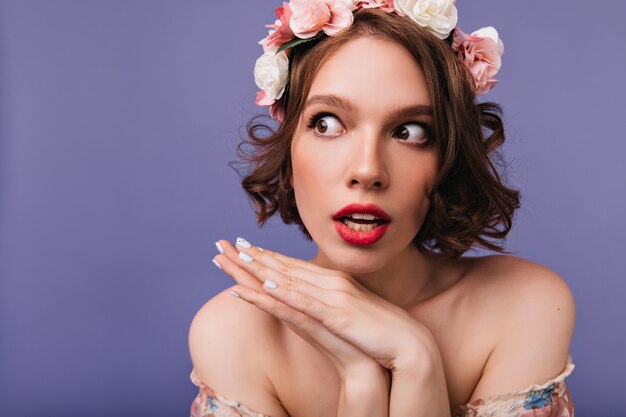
[254,0,504,122]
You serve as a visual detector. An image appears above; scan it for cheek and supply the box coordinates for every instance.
[402,156,439,220]
[290,139,335,221]
[291,138,338,192]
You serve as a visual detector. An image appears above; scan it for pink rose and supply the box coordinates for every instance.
[453,26,504,95]
[255,90,275,106]
[255,92,285,123]
[269,103,285,123]
[356,0,396,13]
[289,0,356,39]
[259,2,295,54]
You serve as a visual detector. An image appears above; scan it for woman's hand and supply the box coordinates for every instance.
[212,237,427,377]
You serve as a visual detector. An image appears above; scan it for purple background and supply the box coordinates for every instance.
[1,1,624,416]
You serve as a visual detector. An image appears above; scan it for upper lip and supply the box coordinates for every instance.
[333,203,392,222]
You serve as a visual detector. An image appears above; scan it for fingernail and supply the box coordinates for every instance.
[215,241,224,254]
[229,291,240,298]
[264,280,277,289]
[236,237,252,249]
[257,247,264,252]
[212,259,222,270]
[239,251,253,263]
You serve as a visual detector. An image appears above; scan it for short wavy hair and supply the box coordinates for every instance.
[236,8,520,259]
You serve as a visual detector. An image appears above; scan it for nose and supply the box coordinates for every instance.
[345,131,389,190]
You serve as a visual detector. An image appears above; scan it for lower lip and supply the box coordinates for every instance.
[333,220,389,246]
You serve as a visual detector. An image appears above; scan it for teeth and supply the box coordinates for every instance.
[343,219,379,232]
[348,213,377,221]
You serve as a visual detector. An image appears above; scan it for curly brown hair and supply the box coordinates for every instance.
[236,8,520,259]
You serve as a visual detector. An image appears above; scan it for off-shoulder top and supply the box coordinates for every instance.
[189,355,575,417]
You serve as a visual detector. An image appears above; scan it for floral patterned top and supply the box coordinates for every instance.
[190,355,575,417]
[190,369,270,417]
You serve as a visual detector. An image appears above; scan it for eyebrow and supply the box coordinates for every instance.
[303,94,434,119]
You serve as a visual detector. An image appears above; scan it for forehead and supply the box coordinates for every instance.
[307,37,431,111]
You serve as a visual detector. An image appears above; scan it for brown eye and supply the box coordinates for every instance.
[317,118,329,133]
[394,123,429,145]
[307,114,345,137]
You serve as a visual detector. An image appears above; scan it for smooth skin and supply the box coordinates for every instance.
[189,37,575,417]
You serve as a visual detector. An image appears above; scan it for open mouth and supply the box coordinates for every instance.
[332,204,392,246]
[338,215,388,232]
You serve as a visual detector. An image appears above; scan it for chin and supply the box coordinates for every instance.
[319,243,392,275]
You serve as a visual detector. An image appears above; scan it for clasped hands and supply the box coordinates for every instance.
[212,237,434,380]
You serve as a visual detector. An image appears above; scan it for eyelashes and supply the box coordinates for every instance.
[306,112,344,136]
[305,112,434,146]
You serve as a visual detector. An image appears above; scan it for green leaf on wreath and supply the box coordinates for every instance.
[277,37,315,53]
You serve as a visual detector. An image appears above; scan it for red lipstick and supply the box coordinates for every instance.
[332,203,391,246]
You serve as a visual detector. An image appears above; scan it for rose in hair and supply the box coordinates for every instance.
[289,0,356,39]
[254,51,290,105]
[392,0,458,39]
[356,0,396,13]
[453,26,504,95]
[259,2,295,54]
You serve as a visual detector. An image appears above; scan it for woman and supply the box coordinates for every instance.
[188,2,576,416]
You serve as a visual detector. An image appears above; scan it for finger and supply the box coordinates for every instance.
[234,236,335,275]
[233,237,349,290]
[229,245,347,324]
[220,239,350,327]
[217,239,344,318]
[213,241,263,290]
[257,246,339,276]
[259,273,347,328]
[220,239,293,286]
[231,284,328,335]
[262,248,335,275]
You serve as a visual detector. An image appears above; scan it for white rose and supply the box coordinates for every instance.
[253,51,290,100]
[393,0,458,39]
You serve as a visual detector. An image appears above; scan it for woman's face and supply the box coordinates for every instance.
[290,36,440,274]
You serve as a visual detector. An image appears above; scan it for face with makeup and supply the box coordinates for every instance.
[290,36,441,274]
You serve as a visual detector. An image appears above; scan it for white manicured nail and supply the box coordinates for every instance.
[215,241,224,254]
[229,291,240,298]
[239,251,253,263]
[236,237,252,249]
[257,247,264,252]
[264,280,277,289]
[212,259,222,270]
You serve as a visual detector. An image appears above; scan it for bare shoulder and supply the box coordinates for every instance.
[188,286,289,417]
[462,254,576,315]
[461,254,576,401]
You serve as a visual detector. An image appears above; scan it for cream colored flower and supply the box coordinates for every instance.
[393,0,458,39]
[253,51,290,101]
